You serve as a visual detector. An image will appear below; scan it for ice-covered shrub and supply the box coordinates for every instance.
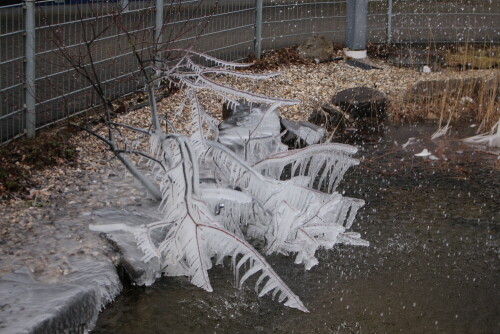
[90,50,368,312]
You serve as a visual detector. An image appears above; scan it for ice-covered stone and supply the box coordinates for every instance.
[281,118,325,146]
[0,260,121,334]
[89,204,164,286]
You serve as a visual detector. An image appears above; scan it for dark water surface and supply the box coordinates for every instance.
[93,124,499,334]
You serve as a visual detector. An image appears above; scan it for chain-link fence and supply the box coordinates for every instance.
[1,0,499,143]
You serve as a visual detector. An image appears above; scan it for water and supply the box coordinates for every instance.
[93,124,499,334]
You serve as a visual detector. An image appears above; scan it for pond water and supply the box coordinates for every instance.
[93,124,499,334]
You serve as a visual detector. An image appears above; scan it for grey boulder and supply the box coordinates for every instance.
[331,87,387,120]
[308,104,353,131]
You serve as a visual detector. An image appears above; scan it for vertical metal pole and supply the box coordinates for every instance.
[345,0,368,51]
[24,0,36,139]
[254,0,263,60]
[120,0,129,13]
[155,0,164,45]
[387,0,393,44]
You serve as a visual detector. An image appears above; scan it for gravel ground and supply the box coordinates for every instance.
[0,57,498,282]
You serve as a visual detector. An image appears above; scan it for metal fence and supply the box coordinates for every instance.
[367,0,500,44]
[1,0,499,143]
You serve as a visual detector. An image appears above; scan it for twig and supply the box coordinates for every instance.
[108,122,151,135]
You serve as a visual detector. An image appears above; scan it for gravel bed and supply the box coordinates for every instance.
[0,58,497,282]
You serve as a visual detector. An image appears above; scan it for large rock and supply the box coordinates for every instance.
[332,87,387,120]
[308,104,353,131]
[281,118,325,146]
[297,35,334,62]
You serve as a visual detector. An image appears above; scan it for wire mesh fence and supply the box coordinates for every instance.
[34,1,156,136]
[0,2,25,143]
[261,1,347,50]
[367,0,500,44]
[0,0,499,143]
[164,1,256,61]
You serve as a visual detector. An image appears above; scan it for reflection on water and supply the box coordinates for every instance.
[94,124,499,334]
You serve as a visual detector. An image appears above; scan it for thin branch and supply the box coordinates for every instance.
[70,123,113,147]
[70,123,162,200]
[108,122,152,135]
[114,149,166,171]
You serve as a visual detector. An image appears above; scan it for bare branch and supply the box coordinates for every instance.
[108,122,152,135]
[70,123,162,200]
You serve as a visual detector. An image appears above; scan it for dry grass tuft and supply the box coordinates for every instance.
[445,44,500,70]
[391,73,499,130]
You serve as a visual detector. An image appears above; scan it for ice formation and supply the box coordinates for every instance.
[463,120,500,148]
[90,51,368,312]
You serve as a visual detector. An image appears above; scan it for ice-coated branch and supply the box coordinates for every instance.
[167,48,255,68]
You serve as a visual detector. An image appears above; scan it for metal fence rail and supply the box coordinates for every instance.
[1,0,499,143]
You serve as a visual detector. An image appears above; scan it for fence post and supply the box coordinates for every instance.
[120,0,129,13]
[24,0,36,139]
[387,0,392,44]
[155,0,164,45]
[254,0,263,60]
[345,0,368,59]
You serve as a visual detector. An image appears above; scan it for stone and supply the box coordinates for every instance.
[422,65,432,73]
[281,118,325,146]
[308,109,331,127]
[308,104,352,131]
[297,35,334,62]
[332,87,387,120]
[89,205,164,286]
